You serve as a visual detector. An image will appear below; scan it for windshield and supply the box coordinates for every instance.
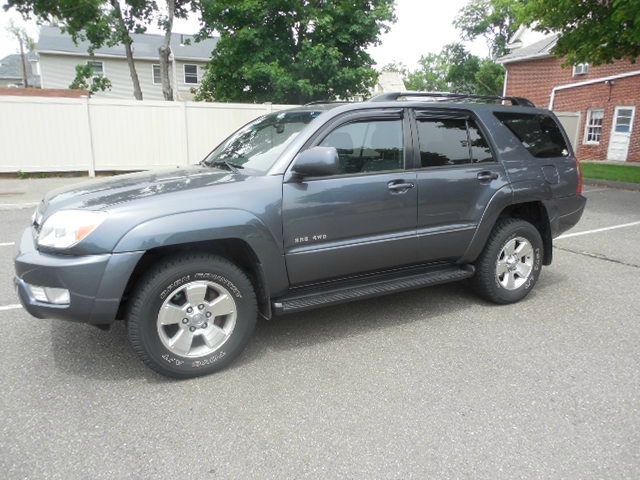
[202,110,322,173]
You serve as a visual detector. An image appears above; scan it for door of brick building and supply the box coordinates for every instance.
[607,106,636,161]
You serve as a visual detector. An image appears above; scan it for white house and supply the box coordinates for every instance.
[36,26,218,100]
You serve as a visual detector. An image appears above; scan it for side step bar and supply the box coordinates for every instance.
[273,265,475,315]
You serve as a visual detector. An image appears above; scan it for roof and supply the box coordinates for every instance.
[0,52,41,86]
[37,25,218,61]
[498,34,558,64]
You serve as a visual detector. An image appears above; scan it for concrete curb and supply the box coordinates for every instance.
[584,178,640,191]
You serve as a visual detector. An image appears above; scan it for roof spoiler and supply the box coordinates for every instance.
[368,91,536,107]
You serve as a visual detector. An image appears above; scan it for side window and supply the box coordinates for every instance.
[417,118,470,167]
[319,119,403,174]
[495,112,569,158]
[468,120,495,163]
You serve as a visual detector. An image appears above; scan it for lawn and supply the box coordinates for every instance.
[580,162,640,184]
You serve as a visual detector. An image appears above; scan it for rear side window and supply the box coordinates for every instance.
[416,117,495,167]
[319,119,403,174]
[495,112,569,158]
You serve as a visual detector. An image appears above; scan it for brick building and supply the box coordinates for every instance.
[499,32,640,162]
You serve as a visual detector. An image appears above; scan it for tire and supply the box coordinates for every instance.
[127,253,257,379]
[470,218,543,304]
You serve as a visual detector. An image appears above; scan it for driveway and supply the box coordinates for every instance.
[0,178,639,479]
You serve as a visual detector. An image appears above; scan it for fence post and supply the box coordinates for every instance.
[264,102,273,114]
[84,97,96,177]
[180,101,190,166]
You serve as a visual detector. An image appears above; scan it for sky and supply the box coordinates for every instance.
[0,0,490,69]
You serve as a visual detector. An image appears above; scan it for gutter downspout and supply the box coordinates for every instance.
[549,70,640,110]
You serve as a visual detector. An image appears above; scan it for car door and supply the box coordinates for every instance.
[411,109,509,262]
[282,109,418,285]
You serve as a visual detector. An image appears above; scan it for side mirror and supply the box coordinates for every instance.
[292,146,340,177]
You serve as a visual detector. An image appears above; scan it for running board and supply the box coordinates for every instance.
[272,265,475,315]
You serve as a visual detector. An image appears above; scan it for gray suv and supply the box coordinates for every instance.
[14,92,586,378]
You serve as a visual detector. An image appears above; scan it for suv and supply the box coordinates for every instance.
[14,92,585,378]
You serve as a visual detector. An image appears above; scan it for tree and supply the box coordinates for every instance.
[398,43,503,96]
[5,0,155,100]
[6,19,34,88]
[69,63,112,94]
[454,0,520,59]
[195,0,396,103]
[157,0,193,101]
[518,0,640,65]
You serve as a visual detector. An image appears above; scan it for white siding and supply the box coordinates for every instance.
[39,53,208,100]
[0,96,297,173]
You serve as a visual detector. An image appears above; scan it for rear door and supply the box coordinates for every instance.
[411,109,509,262]
[282,109,418,285]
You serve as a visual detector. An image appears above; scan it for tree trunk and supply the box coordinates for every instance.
[110,0,143,100]
[159,0,175,101]
[18,37,29,88]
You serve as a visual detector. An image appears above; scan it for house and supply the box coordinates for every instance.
[0,52,41,88]
[36,26,218,101]
[499,30,639,162]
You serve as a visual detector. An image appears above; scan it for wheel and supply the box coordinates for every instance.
[127,253,257,379]
[471,218,543,304]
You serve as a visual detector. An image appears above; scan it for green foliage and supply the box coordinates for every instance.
[393,43,504,96]
[518,0,640,65]
[5,1,155,50]
[194,0,396,103]
[454,0,520,59]
[69,63,112,94]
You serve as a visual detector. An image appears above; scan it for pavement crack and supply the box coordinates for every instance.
[555,246,640,269]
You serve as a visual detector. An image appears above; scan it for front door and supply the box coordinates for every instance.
[282,112,418,285]
[608,106,636,161]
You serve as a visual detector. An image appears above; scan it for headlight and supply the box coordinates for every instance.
[37,210,107,249]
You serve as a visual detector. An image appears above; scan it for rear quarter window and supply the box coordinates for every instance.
[495,112,569,158]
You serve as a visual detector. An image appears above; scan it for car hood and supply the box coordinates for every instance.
[40,166,240,213]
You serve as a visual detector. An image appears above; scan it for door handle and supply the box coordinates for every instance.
[477,171,499,182]
[387,181,415,192]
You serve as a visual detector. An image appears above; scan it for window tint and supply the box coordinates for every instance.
[495,112,569,158]
[417,118,470,167]
[468,120,494,163]
[319,119,403,174]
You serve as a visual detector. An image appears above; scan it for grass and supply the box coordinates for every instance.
[580,162,640,184]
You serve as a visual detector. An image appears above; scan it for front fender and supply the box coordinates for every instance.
[113,209,289,294]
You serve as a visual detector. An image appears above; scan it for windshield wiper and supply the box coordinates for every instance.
[209,160,244,173]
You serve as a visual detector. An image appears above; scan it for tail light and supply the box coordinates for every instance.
[576,158,582,194]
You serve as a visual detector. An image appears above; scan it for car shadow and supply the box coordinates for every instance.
[49,270,568,382]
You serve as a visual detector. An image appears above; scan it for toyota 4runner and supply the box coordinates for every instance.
[14,92,586,378]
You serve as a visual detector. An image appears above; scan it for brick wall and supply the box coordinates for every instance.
[505,57,640,162]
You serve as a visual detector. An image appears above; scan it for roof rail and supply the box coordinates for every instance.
[304,100,346,106]
[368,91,536,107]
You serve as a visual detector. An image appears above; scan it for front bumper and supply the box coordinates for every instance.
[14,228,144,324]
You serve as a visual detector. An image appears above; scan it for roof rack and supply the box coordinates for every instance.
[368,91,536,107]
[304,100,346,106]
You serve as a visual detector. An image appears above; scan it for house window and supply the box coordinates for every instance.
[87,61,104,78]
[152,64,161,85]
[184,64,198,84]
[584,109,604,144]
[573,63,589,76]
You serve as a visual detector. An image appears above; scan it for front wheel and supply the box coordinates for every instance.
[127,253,257,378]
[471,218,543,304]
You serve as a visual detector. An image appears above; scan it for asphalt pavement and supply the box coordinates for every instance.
[0,178,639,479]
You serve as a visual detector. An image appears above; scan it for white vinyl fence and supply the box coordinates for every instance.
[0,96,296,175]
[555,111,582,151]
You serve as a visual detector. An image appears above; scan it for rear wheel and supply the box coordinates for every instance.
[471,218,543,304]
[127,253,257,378]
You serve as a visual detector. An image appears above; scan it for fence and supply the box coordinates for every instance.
[0,96,295,175]
[555,112,582,151]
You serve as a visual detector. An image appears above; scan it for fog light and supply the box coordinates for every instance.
[26,284,70,305]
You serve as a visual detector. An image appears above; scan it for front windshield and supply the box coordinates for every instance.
[202,110,322,173]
